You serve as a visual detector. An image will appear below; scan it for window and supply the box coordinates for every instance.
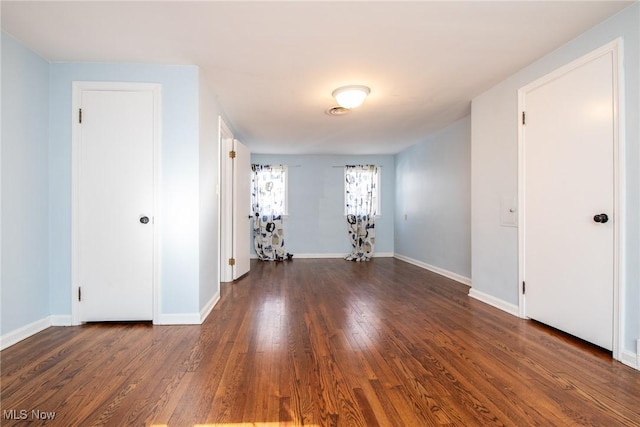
[251,164,288,216]
[344,165,380,216]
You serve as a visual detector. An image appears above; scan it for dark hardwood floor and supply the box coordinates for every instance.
[2,258,639,426]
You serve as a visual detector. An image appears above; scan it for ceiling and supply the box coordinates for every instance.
[1,1,634,155]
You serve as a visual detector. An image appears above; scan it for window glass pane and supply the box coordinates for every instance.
[251,165,287,216]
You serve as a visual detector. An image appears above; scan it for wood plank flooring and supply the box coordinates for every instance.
[2,258,639,426]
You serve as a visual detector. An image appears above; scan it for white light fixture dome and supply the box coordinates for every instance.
[332,85,370,109]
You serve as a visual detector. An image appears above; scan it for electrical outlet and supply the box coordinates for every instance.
[404,213,408,221]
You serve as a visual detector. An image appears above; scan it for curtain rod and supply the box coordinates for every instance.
[252,164,301,168]
[331,165,383,168]
[253,164,380,168]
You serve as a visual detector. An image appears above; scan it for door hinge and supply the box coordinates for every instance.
[228,258,236,266]
[522,111,526,125]
[78,286,82,302]
[229,150,236,159]
[79,108,83,124]
[522,281,526,295]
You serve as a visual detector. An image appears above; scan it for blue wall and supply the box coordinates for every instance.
[471,3,639,353]
[395,116,471,279]
[2,30,222,336]
[48,62,201,316]
[4,3,637,359]
[1,33,50,335]
[250,154,395,256]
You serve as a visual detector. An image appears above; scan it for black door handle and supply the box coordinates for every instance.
[140,216,150,224]
[593,213,609,223]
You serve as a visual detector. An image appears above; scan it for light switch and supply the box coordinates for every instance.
[500,196,517,227]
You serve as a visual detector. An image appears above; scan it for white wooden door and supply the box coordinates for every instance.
[233,139,251,279]
[523,49,615,350]
[219,119,234,282]
[76,86,157,321]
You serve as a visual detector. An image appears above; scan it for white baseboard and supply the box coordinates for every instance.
[200,291,220,323]
[620,349,639,370]
[2,309,211,349]
[373,252,394,258]
[3,309,209,344]
[467,290,636,368]
[50,315,73,326]
[252,252,395,259]
[288,253,345,259]
[1,316,51,350]
[154,313,201,325]
[393,253,472,286]
[468,288,520,317]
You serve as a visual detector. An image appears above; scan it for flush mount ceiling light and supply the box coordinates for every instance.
[331,85,370,109]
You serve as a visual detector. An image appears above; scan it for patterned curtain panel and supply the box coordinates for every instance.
[251,164,288,261]
[253,214,286,261]
[251,164,286,216]
[345,214,376,262]
[344,165,378,262]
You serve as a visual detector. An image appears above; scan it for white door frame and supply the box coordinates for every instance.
[71,81,162,325]
[517,39,625,360]
[218,117,234,282]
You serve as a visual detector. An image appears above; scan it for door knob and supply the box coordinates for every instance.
[140,216,150,224]
[593,213,609,223]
